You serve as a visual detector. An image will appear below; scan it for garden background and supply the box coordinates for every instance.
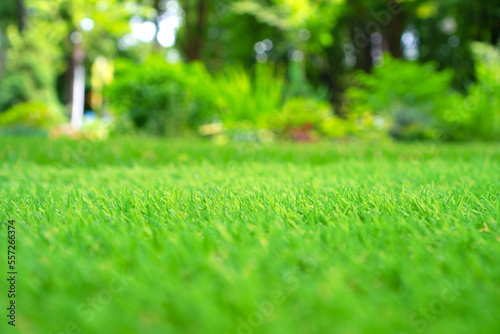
[1,0,499,141]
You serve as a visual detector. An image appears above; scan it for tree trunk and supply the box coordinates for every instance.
[387,11,404,58]
[182,0,207,62]
[70,43,85,128]
[153,0,162,49]
[0,31,7,90]
[16,0,26,32]
[491,18,500,45]
[64,49,75,117]
[350,20,373,73]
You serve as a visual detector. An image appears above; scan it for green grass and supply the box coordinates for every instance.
[1,137,499,334]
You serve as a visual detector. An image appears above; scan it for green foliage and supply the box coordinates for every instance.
[1,0,498,143]
[425,42,500,141]
[0,0,18,28]
[346,55,458,140]
[269,96,381,141]
[232,0,344,50]
[275,97,332,127]
[285,61,328,100]
[271,97,350,139]
[455,42,500,140]
[108,56,286,135]
[0,24,65,111]
[347,55,455,116]
[212,63,285,127]
[345,47,500,142]
[107,56,193,136]
[0,102,65,129]
[179,61,286,128]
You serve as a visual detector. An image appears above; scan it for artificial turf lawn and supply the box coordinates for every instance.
[1,137,499,334]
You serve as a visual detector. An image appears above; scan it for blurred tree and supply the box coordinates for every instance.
[54,0,136,114]
[0,0,19,85]
[0,0,138,112]
[0,1,66,111]
[173,0,284,67]
[16,0,26,31]
[178,0,208,61]
[412,0,500,90]
[1,0,500,125]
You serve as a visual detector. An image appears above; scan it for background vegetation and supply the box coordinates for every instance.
[0,0,499,141]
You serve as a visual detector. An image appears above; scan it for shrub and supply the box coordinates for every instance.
[271,97,328,140]
[457,42,500,140]
[0,24,64,112]
[274,97,331,128]
[271,97,358,141]
[0,102,65,130]
[346,54,456,140]
[107,56,193,136]
[169,61,286,129]
[107,56,287,136]
[432,42,500,141]
[211,63,285,128]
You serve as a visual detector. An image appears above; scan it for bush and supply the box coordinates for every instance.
[274,97,331,128]
[107,56,193,136]
[427,43,500,141]
[454,42,500,141]
[107,56,287,136]
[346,49,500,141]
[161,60,286,130]
[271,97,330,140]
[211,63,285,128]
[0,24,64,112]
[0,102,65,130]
[269,97,370,141]
[346,54,456,140]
